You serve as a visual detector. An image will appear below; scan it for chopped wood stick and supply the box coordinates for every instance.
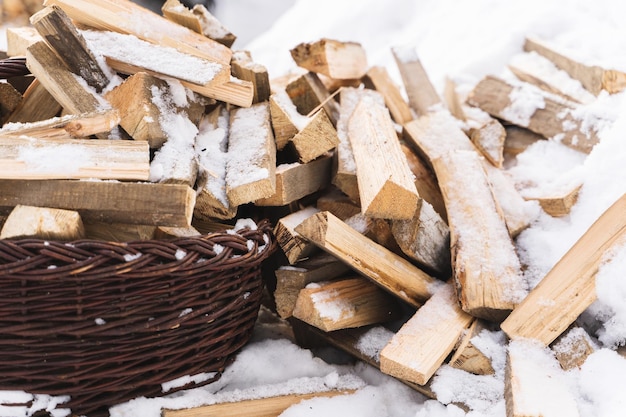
[255,154,332,206]
[503,125,543,157]
[0,180,196,226]
[433,150,525,321]
[43,0,232,64]
[290,38,368,80]
[155,225,201,239]
[1,109,119,139]
[231,50,270,103]
[0,204,84,240]
[0,82,22,124]
[31,5,110,92]
[84,221,156,241]
[275,253,350,319]
[225,102,276,206]
[345,213,403,258]
[380,283,475,385]
[469,118,506,168]
[285,72,339,125]
[269,90,306,150]
[333,87,385,203]
[5,78,62,123]
[292,277,402,332]
[315,187,361,221]
[364,66,413,124]
[467,75,604,154]
[162,0,236,48]
[318,73,362,93]
[290,109,339,163]
[392,45,441,115]
[505,340,580,417]
[182,76,254,108]
[391,198,450,276]
[6,26,42,57]
[275,206,320,265]
[525,182,582,217]
[524,36,626,95]
[295,211,442,308]
[161,0,202,34]
[348,96,418,220]
[443,77,467,121]
[551,326,597,371]
[26,41,103,115]
[449,320,495,375]
[501,193,626,345]
[0,135,149,180]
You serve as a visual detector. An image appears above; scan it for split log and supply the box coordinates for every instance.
[155,225,201,239]
[162,0,236,47]
[449,320,495,375]
[551,326,597,371]
[5,26,42,56]
[285,72,339,125]
[255,154,332,206]
[290,109,339,163]
[391,46,441,115]
[275,206,320,264]
[83,221,156,241]
[524,36,626,95]
[185,76,254,108]
[0,135,149,180]
[501,193,626,345]
[5,78,62,123]
[525,182,582,217]
[503,125,543,157]
[231,50,270,103]
[1,109,119,139]
[0,82,22,124]
[443,77,467,122]
[364,66,413,124]
[315,187,361,221]
[295,211,442,308]
[269,90,307,150]
[380,283,474,385]
[467,75,603,154]
[0,204,84,240]
[348,96,418,220]
[274,253,350,319]
[225,102,276,206]
[292,277,402,332]
[0,180,196,226]
[469,119,506,168]
[290,38,368,80]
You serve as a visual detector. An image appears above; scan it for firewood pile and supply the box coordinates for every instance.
[1,0,626,415]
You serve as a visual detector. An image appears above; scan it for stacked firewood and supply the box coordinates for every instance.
[1,0,626,415]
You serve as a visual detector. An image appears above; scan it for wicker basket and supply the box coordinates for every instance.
[0,220,275,416]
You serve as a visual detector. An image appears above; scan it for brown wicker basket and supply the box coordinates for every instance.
[0,220,275,416]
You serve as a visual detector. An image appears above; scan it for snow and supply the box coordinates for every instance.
[500,82,546,126]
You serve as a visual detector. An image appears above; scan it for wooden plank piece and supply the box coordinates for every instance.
[1,109,119,139]
[364,66,413,124]
[290,109,339,163]
[275,206,320,265]
[0,204,84,240]
[392,46,441,115]
[231,50,270,104]
[6,78,63,124]
[449,320,495,375]
[290,38,368,80]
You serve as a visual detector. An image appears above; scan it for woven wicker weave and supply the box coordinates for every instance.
[0,57,29,79]
[0,220,274,416]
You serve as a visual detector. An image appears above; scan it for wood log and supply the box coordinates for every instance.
[290,38,368,80]
[551,326,597,371]
[83,221,156,241]
[5,78,62,123]
[0,82,22,124]
[155,225,201,239]
[161,0,202,34]
[391,46,441,115]
[290,109,339,163]
[348,96,418,220]
[524,36,626,95]
[182,76,254,108]
[505,340,580,417]
[225,102,276,206]
[449,320,495,375]
[467,75,603,154]
[292,277,402,332]
[380,283,474,385]
[364,66,413,124]
[525,183,582,217]
[5,26,42,57]
[269,90,306,150]
[443,77,467,121]
[315,187,361,221]
[161,0,236,48]
[1,109,119,139]
[0,180,195,226]
[30,5,110,92]
[275,253,350,319]
[295,211,442,308]
[501,193,626,345]
[469,119,506,168]
[43,0,232,65]
[503,126,543,157]
[285,72,339,125]
[255,154,332,206]
[275,206,320,265]
[231,50,270,104]
[0,204,84,240]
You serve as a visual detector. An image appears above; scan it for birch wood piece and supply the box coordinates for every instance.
[505,340,580,417]
[275,253,350,319]
[293,277,402,332]
[162,390,354,417]
[30,5,110,92]
[348,96,418,220]
[231,50,270,104]
[0,204,85,240]
[295,211,442,308]
[467,75,602,154]
[526,183,582,217]
[0,180,195,226]
[364,66,413,124]
[225,102,276,206]
[290,109,339,163]
[26,41,102,115]
[255,154,332,206]
[285,72,339,125]
[43,0,232,65]
[501,193,626,345]
[5,78,62,123]
[83,221,156,241]
[315,187,361,221]
[449,320,495,375]
[391,198,450,276]
[1,109,119,139]
[524,36,626,95]
[392,46,441,115]
[470,119,506,168]
[5,26,42,56]
[290,38,368,80]
[0,135,149,180]
[551,326,597,371]
[380,283,474,385]
[275,206,320,265]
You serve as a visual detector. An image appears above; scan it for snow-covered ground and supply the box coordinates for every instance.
[2,0,626,416]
